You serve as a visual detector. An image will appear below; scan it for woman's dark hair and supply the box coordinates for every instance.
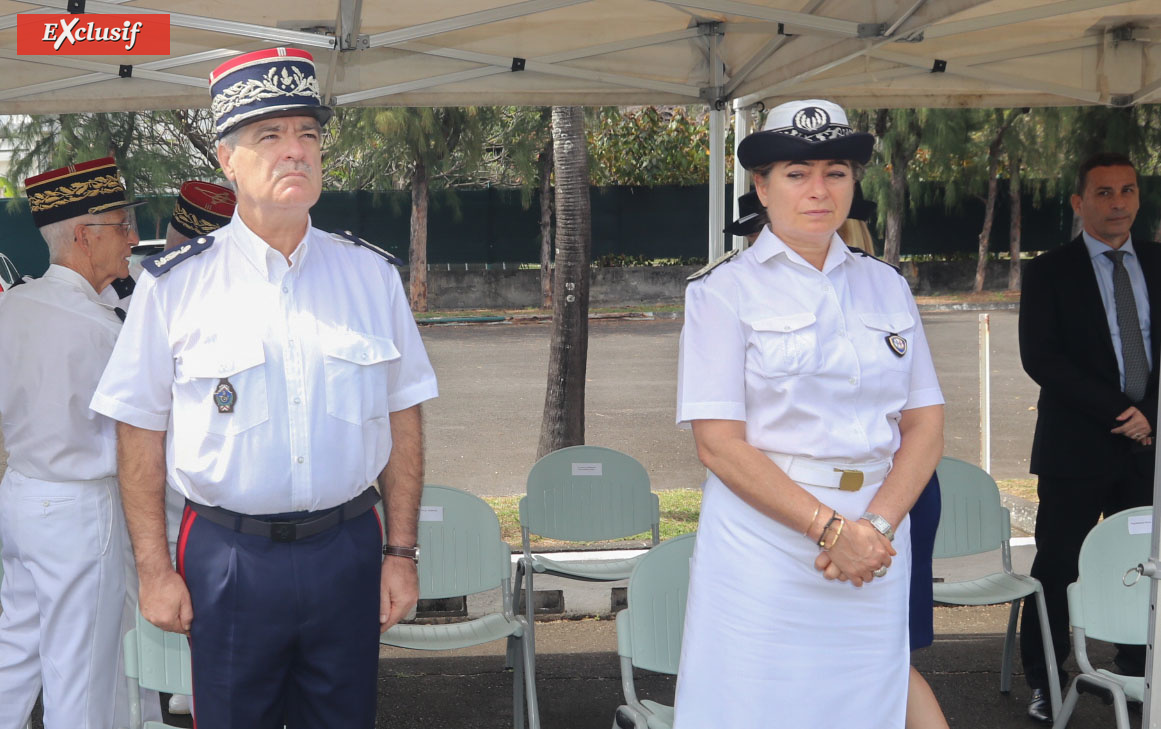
[1075,153,1136,196]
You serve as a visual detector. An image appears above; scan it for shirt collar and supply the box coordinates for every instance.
[751,227,856,274]
[1083,230,1136,260]
[231,211,313,280]
[42,264,102,304]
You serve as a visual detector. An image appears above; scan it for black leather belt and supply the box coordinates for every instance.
[187,487,380,543]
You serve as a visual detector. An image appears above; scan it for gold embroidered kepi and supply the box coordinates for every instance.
[209,47,333,139]
[169,181,236,239]
[24,157,142,228]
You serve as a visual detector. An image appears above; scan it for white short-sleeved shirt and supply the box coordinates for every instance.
[677,227,943,464]
[91,214,439,515]
[0,265,123,482]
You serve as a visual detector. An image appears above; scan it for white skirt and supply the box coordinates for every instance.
[672,472,912,729]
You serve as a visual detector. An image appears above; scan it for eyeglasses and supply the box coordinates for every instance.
[84,222,134,235]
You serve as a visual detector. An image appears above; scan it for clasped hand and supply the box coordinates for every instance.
[813,519,895,587]
[1112,406,1153,446]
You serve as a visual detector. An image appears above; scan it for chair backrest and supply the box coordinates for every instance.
[618,533,696,675]
[1068,506,1153,645]
[932,456,1010,558]
[415,485,513,600]
[520,445,660,542]
[123,610,192,694]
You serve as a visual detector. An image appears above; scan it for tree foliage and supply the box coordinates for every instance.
[587,106,733,186]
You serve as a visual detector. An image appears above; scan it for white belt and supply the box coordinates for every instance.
[764,452,891,492]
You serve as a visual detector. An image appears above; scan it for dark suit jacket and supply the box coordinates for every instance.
[1019,235,1161,477]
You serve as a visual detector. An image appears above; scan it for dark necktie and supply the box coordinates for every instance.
[114,307,126,322]
[1103,250,1149,402]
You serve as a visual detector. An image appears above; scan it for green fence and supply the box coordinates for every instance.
[3,179,1158,279]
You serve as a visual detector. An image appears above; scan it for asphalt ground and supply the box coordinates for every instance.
[421,309,1037,496]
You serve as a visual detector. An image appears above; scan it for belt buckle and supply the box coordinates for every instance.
[270,521,297,542]
[834,468,864,492]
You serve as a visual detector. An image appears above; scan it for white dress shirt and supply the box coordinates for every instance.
[677,227,943,463]
[0,264,123,481]
[1083,231,1153,390]
[91,214,438,514]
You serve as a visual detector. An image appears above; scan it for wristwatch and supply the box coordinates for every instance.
[861,512,895,542]
[383,545,420,565]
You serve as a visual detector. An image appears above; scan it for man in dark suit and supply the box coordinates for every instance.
[1019,152,1158,723]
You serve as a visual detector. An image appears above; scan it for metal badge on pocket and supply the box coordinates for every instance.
[885,333,907,357]
[214,377,237,413]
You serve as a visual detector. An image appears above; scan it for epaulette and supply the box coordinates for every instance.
[143,235,215,277]
[848,246,901,274]
[332,230,405,266]
[110,275,135,299]
[687,248,740,281]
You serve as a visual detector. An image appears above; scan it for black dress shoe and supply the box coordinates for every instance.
[1027,688,1052,723]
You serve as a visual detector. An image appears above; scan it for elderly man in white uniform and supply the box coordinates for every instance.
[0,158,144,729]
[673,100,944,728]
[92,47,437,728]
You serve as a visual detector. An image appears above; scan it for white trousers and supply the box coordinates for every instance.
[0,470,144,729]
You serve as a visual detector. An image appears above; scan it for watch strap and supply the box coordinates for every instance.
[383,545,420,564]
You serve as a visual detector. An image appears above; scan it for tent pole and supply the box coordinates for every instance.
[1145,390,1161,728]
[707,25,725,262]
[732,100,753,250]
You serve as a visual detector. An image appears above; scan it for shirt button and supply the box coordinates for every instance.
[849,377,858,385]
[297,456,305,464]
[293,396,302,404]
[360,353,368,360]
[282,286,289,294]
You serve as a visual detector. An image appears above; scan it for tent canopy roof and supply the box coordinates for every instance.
[0,0,1157,114]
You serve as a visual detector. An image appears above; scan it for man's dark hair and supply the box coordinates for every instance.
[1075,152,1137,196]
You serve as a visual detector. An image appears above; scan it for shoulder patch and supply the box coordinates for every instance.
[688,248,740,281]
[332,230,405,266]
[847,246,901,275]
[143,236,215,277]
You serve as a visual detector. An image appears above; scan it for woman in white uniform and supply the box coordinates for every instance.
[674,99,945,729]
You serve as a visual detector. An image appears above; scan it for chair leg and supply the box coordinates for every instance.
[525,567,538,678]
[1001,598,1021,694]
[1110,687,1131,729]
[511,636,526,729]
[522,631,541,729]
[1051,679,1080,729]
[1034,590,1063,718]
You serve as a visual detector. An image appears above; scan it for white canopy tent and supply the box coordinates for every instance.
[1,0,1161,723]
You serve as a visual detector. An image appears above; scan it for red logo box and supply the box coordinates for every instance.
[17,14,169,55]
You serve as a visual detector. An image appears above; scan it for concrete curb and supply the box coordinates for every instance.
[1001,492,1039,535]
[918,302,1021,313]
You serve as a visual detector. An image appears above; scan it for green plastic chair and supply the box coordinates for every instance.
[932,456,1061,717]
[515,446,660,680]
[381,485,539,729]
[612,532,695,729]
[123,609,191,729]
[1054,506,1152,729]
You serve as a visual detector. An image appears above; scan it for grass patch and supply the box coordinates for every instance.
[484,489,702,549]
[997,478,1038,502]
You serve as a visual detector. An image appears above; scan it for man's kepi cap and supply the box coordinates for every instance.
[25,157,143,228]
[210,47,333,139]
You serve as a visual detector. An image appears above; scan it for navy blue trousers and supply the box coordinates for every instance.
[177,504,383,729]
[908,473,941,651]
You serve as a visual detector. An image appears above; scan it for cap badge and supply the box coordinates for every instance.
[792,106,830,134]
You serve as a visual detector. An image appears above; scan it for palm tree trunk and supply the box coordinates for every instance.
[537,106,591,459]
[538,139,554,308]
[409,158,429,312]
[1008,154,1022,291]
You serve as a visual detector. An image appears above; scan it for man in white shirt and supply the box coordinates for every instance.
[0,157,143,729]
[92,48,437,729]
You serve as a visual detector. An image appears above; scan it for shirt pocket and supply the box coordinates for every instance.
[748,312,822,376]
[176,339,270,436]
[858,311,916,372]
[321,330,401,425]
